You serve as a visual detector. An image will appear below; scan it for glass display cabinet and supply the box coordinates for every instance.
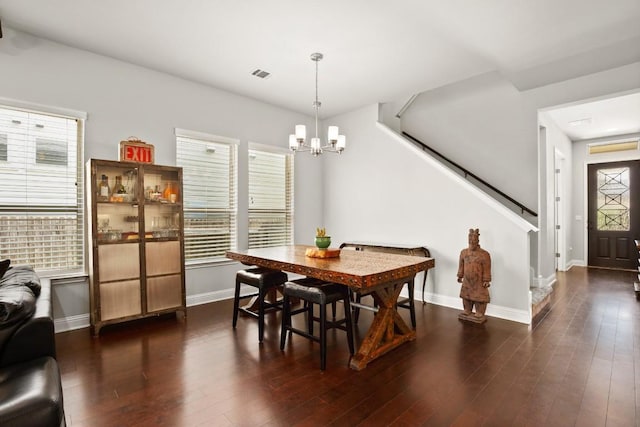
[87,159,185,335]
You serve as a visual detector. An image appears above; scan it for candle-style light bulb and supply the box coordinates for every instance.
[295,125,306,142]
[289,134,298,150]
[327,126,339,144]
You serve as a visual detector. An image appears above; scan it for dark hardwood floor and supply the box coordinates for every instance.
[56,267,640,426]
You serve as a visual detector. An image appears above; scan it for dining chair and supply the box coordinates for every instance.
[232,267,288,342]
[280,280,354,370]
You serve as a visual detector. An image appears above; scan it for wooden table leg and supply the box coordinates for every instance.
[240,286,298,314]
[349,280,416,370]
[240,287,280,314]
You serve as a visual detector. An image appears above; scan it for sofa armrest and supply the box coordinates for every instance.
[0,279,56,368]
[0,356,65,427]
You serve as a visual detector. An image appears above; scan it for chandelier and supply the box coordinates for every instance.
[289,52,346,156]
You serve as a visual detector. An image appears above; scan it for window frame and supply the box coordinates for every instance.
[247,142,294,249]
[175,128,238,265]
[0,100,86,278]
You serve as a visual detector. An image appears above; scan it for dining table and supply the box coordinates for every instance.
[226,245,435,370]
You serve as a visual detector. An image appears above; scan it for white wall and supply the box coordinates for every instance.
[401,62,640,280]
[0,29,323,328]
[401,71,538,211]
[324,104,535,323]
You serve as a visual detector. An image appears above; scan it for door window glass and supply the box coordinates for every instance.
[596,167,630,231]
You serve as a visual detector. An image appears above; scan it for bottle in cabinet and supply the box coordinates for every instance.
[97,175,110,201]
[112,176,126,196]
[110,175,132,203]
[163,181,178,203]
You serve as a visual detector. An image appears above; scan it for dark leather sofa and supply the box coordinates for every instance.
[0,263,65,427]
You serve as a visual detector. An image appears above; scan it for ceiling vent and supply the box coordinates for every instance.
[251,69,271,79]
[569,118,592,126]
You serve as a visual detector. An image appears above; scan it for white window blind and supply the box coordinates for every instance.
[176,130,237,263]
[248,145,294,248]
[0,106,84,275]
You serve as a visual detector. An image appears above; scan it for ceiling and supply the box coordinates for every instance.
[0,0,639,137]
[545,92,640,141]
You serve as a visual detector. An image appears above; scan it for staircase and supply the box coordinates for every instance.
[531,286,553,319]
[400,130,547,321]
[402,132,537,219]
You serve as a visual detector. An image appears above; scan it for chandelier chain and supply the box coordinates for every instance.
[315,56,319,140]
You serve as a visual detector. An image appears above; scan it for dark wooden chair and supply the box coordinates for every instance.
[292,277,339,319]
[232,267,288,342]
[280,281,354,370]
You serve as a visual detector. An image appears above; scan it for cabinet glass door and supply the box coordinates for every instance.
[142,168,181,239]
[94,163,139,242]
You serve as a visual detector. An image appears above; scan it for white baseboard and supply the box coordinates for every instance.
[486,304,531,324]
[54,314,90,333]
[422,292,531,325]
[53,290,235,333]
[567,259,586,269]
[186,288,234,306]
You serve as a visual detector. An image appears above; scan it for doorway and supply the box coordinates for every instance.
[554,149,565,271]
[587,159,640,269]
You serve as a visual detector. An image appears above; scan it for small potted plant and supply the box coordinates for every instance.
[315,227,331,249]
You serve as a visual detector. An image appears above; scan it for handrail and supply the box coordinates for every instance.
[402,132,538,217]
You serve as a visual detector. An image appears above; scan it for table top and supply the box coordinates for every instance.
[226,245,435,289]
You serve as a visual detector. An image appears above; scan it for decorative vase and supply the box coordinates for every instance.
[315,236,331,249]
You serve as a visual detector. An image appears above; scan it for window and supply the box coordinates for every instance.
[248,144,294,248]
[588,140,639,155]
[36,138,68,166]
[0,105,84,275]
[176,129,237,263]
[0,134,7,161]
[596,166,630,231]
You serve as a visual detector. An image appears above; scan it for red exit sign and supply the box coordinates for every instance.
[119,139,155,164]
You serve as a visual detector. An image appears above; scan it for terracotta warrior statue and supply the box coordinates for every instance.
[457,228,492,323]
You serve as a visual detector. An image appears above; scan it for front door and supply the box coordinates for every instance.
[587,159,640,269]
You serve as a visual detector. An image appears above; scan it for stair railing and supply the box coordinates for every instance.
[402,131,537,217]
